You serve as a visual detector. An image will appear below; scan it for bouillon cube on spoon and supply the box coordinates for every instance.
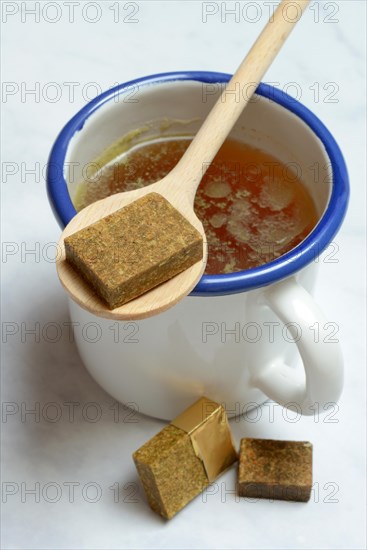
[56,0,310,320]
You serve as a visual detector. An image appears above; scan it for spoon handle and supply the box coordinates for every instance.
[167,0,310,204]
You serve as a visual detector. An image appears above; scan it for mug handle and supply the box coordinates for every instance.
[251,276,343,415]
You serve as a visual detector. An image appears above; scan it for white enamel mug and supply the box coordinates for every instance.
[47,72,349,420]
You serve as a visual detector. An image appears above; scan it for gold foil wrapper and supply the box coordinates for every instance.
[133,396,237,519]
[172,397,237,482]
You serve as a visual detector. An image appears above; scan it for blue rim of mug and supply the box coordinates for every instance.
[47,71,349,296]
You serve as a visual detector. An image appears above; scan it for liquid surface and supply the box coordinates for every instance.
[75,138,318,274]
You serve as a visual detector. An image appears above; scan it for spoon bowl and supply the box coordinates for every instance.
[56,174,207,320]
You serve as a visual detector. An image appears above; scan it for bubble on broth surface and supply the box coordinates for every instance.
[230,200,253,220]
[209,213,227,229]
[227,200,254,243]
[204,179,231,198]
[227,219,251,243]
[256,176,295,211]
[234,187,251,200]
[222,257,238,274]
[255,209,309,254]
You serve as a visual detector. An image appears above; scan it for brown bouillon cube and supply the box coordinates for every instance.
[238,438,312,502]
[64,193,203,309]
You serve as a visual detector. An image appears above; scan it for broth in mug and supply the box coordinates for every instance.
[74,137,318,274]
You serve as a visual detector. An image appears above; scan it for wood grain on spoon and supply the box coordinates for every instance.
[56,0,310,320]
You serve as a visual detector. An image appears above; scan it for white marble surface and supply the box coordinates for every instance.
[1,1,366,549]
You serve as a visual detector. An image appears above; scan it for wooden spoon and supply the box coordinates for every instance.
[57,0,309,320]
